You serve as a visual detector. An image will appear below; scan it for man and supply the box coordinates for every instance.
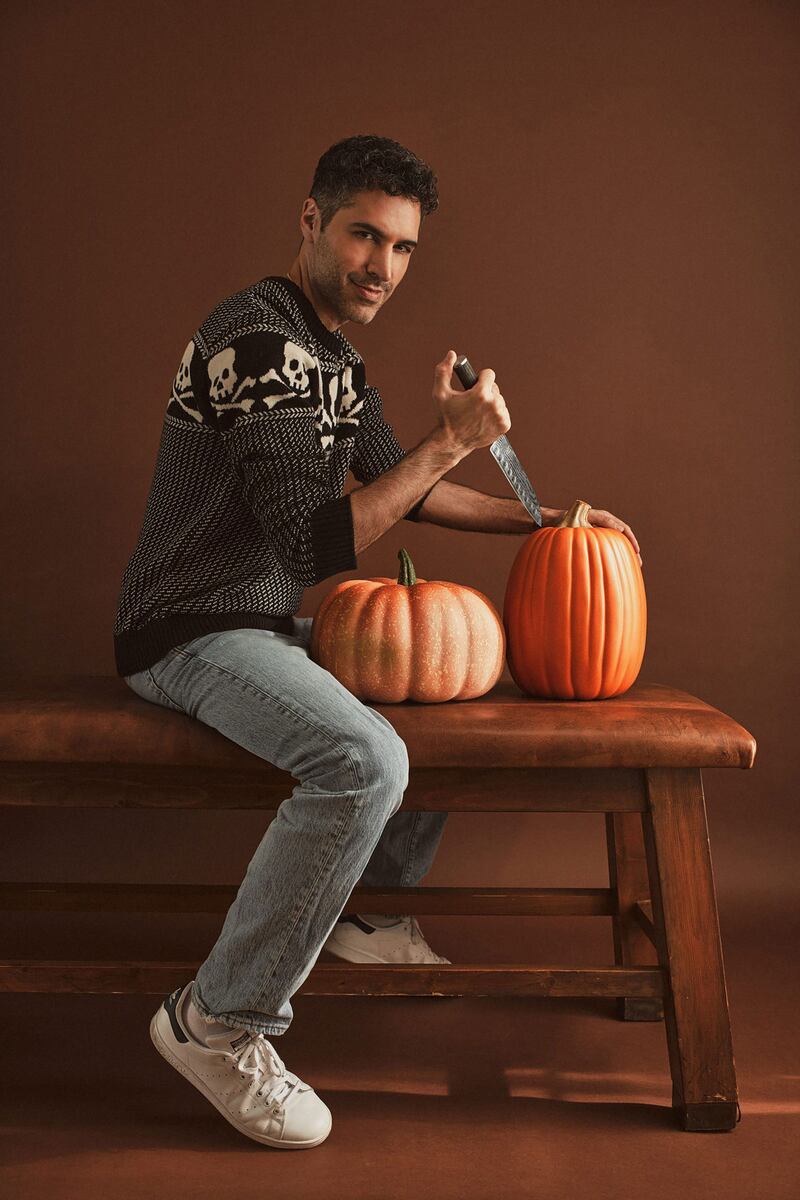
[115,134,642,1151]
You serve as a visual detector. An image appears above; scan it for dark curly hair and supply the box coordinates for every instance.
[309,135,439,230]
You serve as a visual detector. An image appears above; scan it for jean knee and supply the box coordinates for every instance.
[360,729,409,816]
[308,725,407,798]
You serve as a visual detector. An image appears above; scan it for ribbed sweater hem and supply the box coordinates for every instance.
[114,610,299,678]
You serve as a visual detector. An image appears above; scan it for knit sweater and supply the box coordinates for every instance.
[112,275,435,677]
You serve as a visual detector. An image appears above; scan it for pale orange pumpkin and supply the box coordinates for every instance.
[310,548,506,703]
[503,499,646,700]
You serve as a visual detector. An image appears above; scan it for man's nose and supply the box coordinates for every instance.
[366,245,393,284]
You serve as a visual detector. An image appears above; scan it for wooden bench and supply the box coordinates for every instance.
[0,676,756,1132]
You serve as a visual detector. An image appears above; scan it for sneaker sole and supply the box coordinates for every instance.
[149,1009,331,1150]
[323,938,464,996]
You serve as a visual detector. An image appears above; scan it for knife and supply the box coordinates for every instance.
[453,355,543,528]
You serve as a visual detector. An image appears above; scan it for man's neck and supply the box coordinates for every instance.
[284,260,344,333]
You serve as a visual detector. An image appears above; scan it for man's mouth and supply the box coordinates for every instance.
[352,280,384,301]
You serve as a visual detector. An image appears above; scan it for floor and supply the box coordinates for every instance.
[1,902,797,1200]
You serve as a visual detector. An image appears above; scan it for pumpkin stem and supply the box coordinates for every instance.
[397,547,418,587]
[557,500,592,528]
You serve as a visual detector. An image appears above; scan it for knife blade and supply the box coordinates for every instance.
[453,355,543,528]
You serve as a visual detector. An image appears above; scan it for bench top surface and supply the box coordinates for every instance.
[0,675,756,770]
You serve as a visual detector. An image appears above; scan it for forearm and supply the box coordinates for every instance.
[349,429,466,555]
[413,479,563,533]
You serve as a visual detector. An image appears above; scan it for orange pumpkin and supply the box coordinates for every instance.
[310,548,506,703]
[503,499,646,700]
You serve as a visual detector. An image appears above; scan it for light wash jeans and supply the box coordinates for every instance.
[123,617,448,1037]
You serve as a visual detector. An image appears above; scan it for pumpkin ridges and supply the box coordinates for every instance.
[461,589,480,698]
[311,577,368,662]
[453,583,505,695]
[544,531,567,697]
[623,532,647,693]
[393,583,414,700]
[635,554,648,669]
[431,579,498,701]
[525,534,548,693]
[482,588,506,685]
[339,580,379,686]
[367,582,396,701]
[586,531,606,699]
[310,583,344,660]
[591,530,608,698]
[425,584,461,700]
[615,533,637,694]
[441,581,504,693]
[599,532,622,698]
[371,582,402,698]
[571,529,586,700]
[450,588,473,698]
[471,586,506,693]
[413,585,442,699]
[327,584,349,682]
[396,582,417,701]
[551,531,569,697]
[599,532,624,697]
[503,500,647,700]
[623,535,642,696]
[633,540,647,682]
[566,532,578,699]
[572,529,588,699]
[572,530,590,699]
[602,531,642,697]
[449,585,497,700]
[311,550,505,704]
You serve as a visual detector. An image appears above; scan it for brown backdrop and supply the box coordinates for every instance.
[2,1,797,956]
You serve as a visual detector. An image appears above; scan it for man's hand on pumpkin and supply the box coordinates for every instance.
[588,509,642,566]
[546,507,643,567]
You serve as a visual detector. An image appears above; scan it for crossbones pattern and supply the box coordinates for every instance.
[200,339,359,452]
[169,340,205,424]
[315,365,364,448]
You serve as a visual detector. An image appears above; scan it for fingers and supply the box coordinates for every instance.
[476,369,500,405]
[433,351,458,396]
[436,354,500,401]
[622,526,643,566]
[590,509,643,567]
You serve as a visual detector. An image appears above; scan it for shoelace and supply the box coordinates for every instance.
[229,1034,303,1106]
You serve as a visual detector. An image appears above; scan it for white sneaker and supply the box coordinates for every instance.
[149,981,332,1149]
[322,914,451,965]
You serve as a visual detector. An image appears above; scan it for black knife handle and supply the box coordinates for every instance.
[453,355,479,390]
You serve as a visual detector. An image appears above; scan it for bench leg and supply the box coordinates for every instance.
[605,810,664,1022]
[643,767,740,1132]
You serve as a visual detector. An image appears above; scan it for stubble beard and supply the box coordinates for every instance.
[311,238,379,327]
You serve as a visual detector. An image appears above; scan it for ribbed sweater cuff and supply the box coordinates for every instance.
[310,492,358,582]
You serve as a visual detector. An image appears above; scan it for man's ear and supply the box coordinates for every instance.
[299,198,320,245]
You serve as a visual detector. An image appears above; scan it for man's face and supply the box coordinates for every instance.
[305,190,421,326]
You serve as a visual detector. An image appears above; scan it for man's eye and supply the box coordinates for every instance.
[353,231,412,253]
